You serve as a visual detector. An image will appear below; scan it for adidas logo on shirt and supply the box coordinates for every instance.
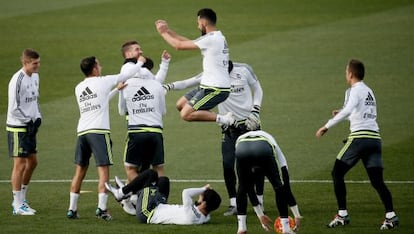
[365,92,376,106]
[132,87,154,102]
[79,87,97,102]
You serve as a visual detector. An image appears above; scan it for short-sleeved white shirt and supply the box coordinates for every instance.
[193,31,230,88]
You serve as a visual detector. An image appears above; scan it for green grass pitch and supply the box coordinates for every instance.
[0,0,413,233]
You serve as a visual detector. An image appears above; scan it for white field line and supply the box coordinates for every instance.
[0,179,413,184]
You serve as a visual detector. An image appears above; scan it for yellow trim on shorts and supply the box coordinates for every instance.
[349,130,381,140]
[236,136,277,156]
[336,131,381,160]
[193,85,231,110]
[123,135,129,162]
[77,129,110,136]
[128,127,163,134]
[6,126,27,132]
[13,131,19,156]
[104,133,113,164]
[336,138,353,160]
[138,187,157,223]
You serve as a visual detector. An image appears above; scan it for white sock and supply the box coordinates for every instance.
[385,211,396,219]
[230,197,237,207]
[98,192,108,211]
[253,205,264,217]
[290,205,301,218]
[338,209,348,217]
[21,184,28,202]
[237,215,247,232]
[68,192,79,211]
[281,218,290,232]
[12,190,23,208]
[257,194,263,205]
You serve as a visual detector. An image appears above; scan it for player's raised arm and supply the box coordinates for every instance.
[155,20,198,50]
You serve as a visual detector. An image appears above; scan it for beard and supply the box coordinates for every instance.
[200,26,206,36]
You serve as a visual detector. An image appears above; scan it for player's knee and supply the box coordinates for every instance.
[180,110,193,121]
[176,102,184,111]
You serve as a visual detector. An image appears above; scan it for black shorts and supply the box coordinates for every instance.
[235,139,274,160]
[135,186,167,223]
[7,127,37,157]
[74,132,113,167]
[337,131,383,168]
[184,85,230,111]
[124,130,164,171]
[235,138,283,189]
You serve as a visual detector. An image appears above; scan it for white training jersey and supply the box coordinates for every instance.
[237,130,288,168]
[118,77,166,128]
[75,75,119,133]
[324,81,379,132]
[7,69,42,127]
[75,61,144,133]
[218,63,263,120]
[149,187,210,225]
[193,31,230,88]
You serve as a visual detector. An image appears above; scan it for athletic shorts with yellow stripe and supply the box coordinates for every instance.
[7,126,37,157]
[123,127,164,171]
[74,130,113,167]
[184,85,230,110]
[136,186,167,223]
[337,130,383,168]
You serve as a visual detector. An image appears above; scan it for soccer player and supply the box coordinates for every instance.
[164,61,265,216]
[7,48,42,215]
[66,55,145,220]
[118,56,167,185]
[155,8,234,125]
[234,130,298,234]
[115,50,171,215]
[105,169,222,225]
[315,59,399,230]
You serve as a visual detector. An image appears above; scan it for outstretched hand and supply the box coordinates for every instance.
[155,20,169,34]
[315,126,328,138]
[116,82,128,91]
[161,50,171,61]
[259,215,273,231]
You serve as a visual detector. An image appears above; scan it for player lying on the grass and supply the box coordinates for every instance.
[105,169,222,225]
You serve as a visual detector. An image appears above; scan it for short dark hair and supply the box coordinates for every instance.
[203,189,221,213]
[21,48,40,61]
[121,40,139,57]
[197,8,217,25]
[348,59,365,80]
[80,56,97,76]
